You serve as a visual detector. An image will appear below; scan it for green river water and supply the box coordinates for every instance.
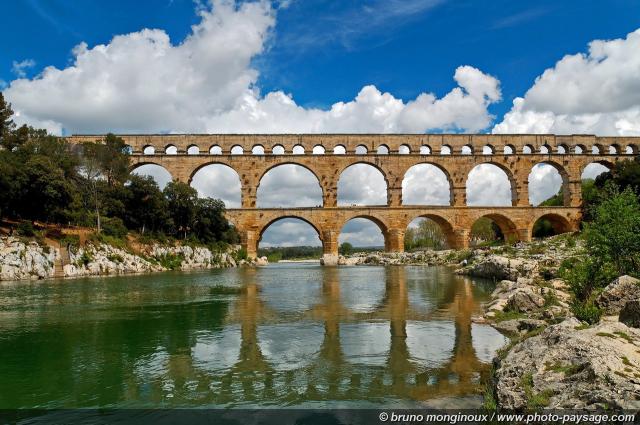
[0,264,507,410]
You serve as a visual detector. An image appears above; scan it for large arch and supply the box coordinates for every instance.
[190,163,241,208]
[338,216,387,249]
[405,214,455,250]
[338,163,388,206]
[469,214,519,246]
[130,163,173,190]
[402,163,452,205]
[581,161,613,180]
[466,163,515,206]
[257,164,323,208]
[531,213,573,238]
[528,161,568,206]
[258,216,323,250]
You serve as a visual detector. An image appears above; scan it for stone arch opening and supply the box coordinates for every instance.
[123,145,133,155]
[257,164,323,208]
[528,162,568,206]
[461,145,473,155]
[609,145,619,154]
[338,163,387,206]
[165,144,178,155]
[503,144,515,155]
[339,217,386,250]
[143,145,155,155]
[131,163,173,190]
[574,145,585,154]
[470,214,518,246]
[557,144,568,154]
[355,145,368,154]
[259,217,322,254]
[522,145,533,154]
[292,144,305,155]
[540,144,550,154]
[402,163,451,206]
[377,144,389,154]
[187,145,200,155]
[231,145,244,155]
[626,145,637,155]
[441,145,452,155]
[405,215,454,250]
[483,145,494,155]
[252,145,265,155]
[581,161,612,181]
[420,145,431,155]
[592,145,602,154]
[466,163,515,206]
[531,213,572,238]
[334,144,346,155]
[312,145,325,155]
[209,145,222,155]
[272,144,285,155]
[190,163,241,208]
[399,144,411,154]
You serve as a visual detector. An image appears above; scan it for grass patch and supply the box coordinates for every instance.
[574,324,591,331]
[543,290,560,307]
[521,373,554,409]
[614,331,633,343]
[156,253,184,270]
[622,356,632,367]
[491,310,525,323]
[596,332,617,339]
[544,361,584,376]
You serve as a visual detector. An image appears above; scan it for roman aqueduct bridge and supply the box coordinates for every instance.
[66,134,640,264]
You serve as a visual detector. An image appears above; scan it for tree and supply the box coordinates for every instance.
[123,175,170,234]
[164,181,199,239]
[339,242,353,255]
[0,93,15,145]
[193,198,230,244]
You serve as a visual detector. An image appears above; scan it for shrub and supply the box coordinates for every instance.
[16,221,35,237]
[235,247,248,261]
[156,253,184,270]
[101,217,128,239]
[77,251,93,267]
[572,301,603,325]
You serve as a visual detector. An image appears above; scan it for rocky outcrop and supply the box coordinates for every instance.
[495,317,640,410]
[458,255,539,281]
[596,275,640,315]
[64,244,164,277]
[0,237,58,280]
[619,300,640,328]
[334,250,458,266]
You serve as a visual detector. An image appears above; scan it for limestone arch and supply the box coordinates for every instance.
[608,144,620,154]
[470,213,519,246]
[338,215,388,250]
[231,145,244,155]
[574,144,585,154]
[187,144,200,155]
[466,162,517,206]
[530,213,573,238]
[482,144,495,155]
[591,144,603,154]
[190,163,242,208]
[258,215,323,249]
[252,144,265,155]
[333,144,346,155]
[581,160,613,180]
[355,145,368,154]
[420,145,431,155]
[312,144,326,155]
[528,160,569,206]
[441,145,452,155]
[257,163,323,207]
[398,144,411,154]
[461,145,473,155]
[626,145,638,155]
[337,161,389,206]
[503,144,515,155]
[272,144,285,155]
[130,162,173,190]
[405,213,455,249]
[209,145,222,155]
[401,163,452,206]
[522,144,533,154]
[557,144,568,154]
[143,145,155,155]
[165,144,178,155]
[377,144,390,154]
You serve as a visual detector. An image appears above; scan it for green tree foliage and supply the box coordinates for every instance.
[404,218,446,251]
[470,217,503,246]
[339,242,353,255]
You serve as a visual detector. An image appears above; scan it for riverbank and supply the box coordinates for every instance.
[0,236,260,281]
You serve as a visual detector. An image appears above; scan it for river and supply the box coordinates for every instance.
[0,264,507,410]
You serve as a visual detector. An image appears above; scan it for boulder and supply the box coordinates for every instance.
[493,318,546,335]
[596,275,640,315]
[254,256,269,266]
[619,300,640,328]
[461,255,538,281]
[495,318,640,410]
[505,288,545,313]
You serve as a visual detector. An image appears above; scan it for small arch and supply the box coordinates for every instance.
[209,145,222,155]
[461,145,473,155]
[528,162,568,206]
[165,144,178,155]
[405,215,454,250]
[259,217,322,251]
[591,145,602,154]
[131,163,172,190]
[398,144,410,154]
[625,145,637,155]
[557,144,567,154]
[338,163,387,206]
[257,164,323,207]
[420,145,431,155]
[466,163,515,206]
[312,145,326,155]
[539,144,550,154]
[440,145,451,155]
[608,145,619,154]
[339,217,386,250]
[402,164,451,206]
[292,144,305,155]
[503,145,514,155]
[470,214,519,246]
[272,144,285,155]
[190,163,241,208]
[252,145,265,155]
[231,145,244,155]
[187,145,200,155]
[482,145,494,155]
[333,145,346,155]
[377,145,389,155]
[522,145,533,154]
[531,214,572,238]
[143,145,155,155]
[355,145,368,154]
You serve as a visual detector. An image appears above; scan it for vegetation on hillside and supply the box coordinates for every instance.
[0,93,237,247]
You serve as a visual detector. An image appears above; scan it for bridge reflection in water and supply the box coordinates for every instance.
[134,265,507,407]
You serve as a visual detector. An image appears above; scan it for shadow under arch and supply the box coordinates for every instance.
[529,160,570,206]
[401,162,453,206]
[470,213,519,245]
[257,215,324,250]
[406,213,456,248]
[256,163,324,207]
[466,161,518,206]
[530,213,573,238]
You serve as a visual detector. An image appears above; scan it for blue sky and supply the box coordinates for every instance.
[2,0,639,129]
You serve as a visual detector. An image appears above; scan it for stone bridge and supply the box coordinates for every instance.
[66,134,639,263]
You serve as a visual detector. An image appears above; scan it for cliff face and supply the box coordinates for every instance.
[0,237,245,281]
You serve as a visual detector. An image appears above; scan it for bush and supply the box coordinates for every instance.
[77,251,93,267]
[16,221,35,237]
[572,301,603,325]
[101,217,128,238]
[156,253,184,270]
[339,242,353,256]
[235,247,248,261]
